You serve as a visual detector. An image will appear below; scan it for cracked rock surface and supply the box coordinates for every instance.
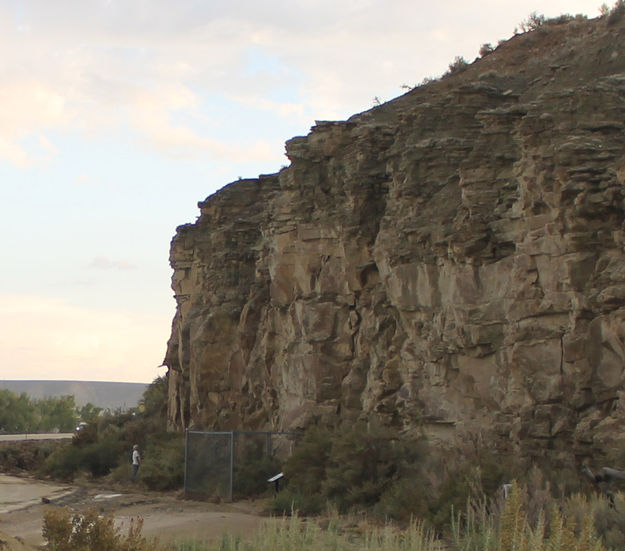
[164,14,625,466]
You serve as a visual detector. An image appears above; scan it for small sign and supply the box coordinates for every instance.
[267,472,284,483]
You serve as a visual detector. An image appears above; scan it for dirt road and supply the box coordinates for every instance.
[0,474,265,549]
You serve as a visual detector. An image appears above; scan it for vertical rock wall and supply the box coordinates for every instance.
[165,16,625,464]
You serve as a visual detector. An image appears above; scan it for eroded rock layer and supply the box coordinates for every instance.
[165,15,625,464]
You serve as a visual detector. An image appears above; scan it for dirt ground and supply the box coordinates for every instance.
[0,474,266,550]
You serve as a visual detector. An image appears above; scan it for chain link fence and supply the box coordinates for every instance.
[184,430,299,500]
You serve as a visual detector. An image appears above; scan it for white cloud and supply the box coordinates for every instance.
[0,78,69,166]
[0,1,604,167]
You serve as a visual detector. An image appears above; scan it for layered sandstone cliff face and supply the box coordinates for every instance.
[165,14,625,464]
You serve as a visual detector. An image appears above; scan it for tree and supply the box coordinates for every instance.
[139,376,169,431]
[77,403,102,423]
[0,390,35,433]
[35,395,77,432]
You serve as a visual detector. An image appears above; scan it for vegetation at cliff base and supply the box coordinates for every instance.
[40,376,184,490]
[268,421,511,527]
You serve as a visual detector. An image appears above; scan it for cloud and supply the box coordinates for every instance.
[126,86,280,161]
[0,295,168,383]
[0,78,68,166]
[0,0,603,167]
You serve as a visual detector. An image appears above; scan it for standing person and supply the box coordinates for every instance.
[132,444,141,479]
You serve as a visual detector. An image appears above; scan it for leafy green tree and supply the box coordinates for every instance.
[140,376,168,427]
[0,390,81,433]
[0,390,36,433]
[77,403,102,423]
[35,395,78,432]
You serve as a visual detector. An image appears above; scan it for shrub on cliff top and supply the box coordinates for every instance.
[606,0,625,25]
[517,12,546,33]
[446,56,469,75]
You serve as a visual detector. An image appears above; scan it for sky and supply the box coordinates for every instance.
[0,0,607,384]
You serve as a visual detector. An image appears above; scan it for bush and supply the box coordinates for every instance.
[275,423,536,529]
[44,445,84,480]
[374,477,430,522]
[138,433,184,491]
[321,423,417,512]
[44,437,125,480]
[424,447,516,530]
[447,56,469,75]
[44,417,127,480]
[282,425,332,496]
[42,507,150,551]
[0,441,58,473]
[518,12,546,33]
[479,43,494,57]
[234,454,281,499]
[277,422,425,516]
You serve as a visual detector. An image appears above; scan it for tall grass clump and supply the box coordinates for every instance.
[174,514,442,551]
[451,481,609,551]
[451,498,497,551]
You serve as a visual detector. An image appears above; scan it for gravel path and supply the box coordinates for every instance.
[0,474,265,549]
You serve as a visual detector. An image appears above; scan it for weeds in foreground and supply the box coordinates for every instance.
[451,482,607,551]
[174,514,441,551]
[174,487,611,551]
[42,484,618,551]
[43,507,150,551]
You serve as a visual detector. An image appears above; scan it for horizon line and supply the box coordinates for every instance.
[0,379,152,385]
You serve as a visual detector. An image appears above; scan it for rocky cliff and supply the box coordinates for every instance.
[164,13,625,465]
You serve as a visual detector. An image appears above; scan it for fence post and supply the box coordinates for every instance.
[229,431,235,501]
[183,428,189,498]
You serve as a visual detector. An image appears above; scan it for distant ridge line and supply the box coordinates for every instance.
[0,380,148,411]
